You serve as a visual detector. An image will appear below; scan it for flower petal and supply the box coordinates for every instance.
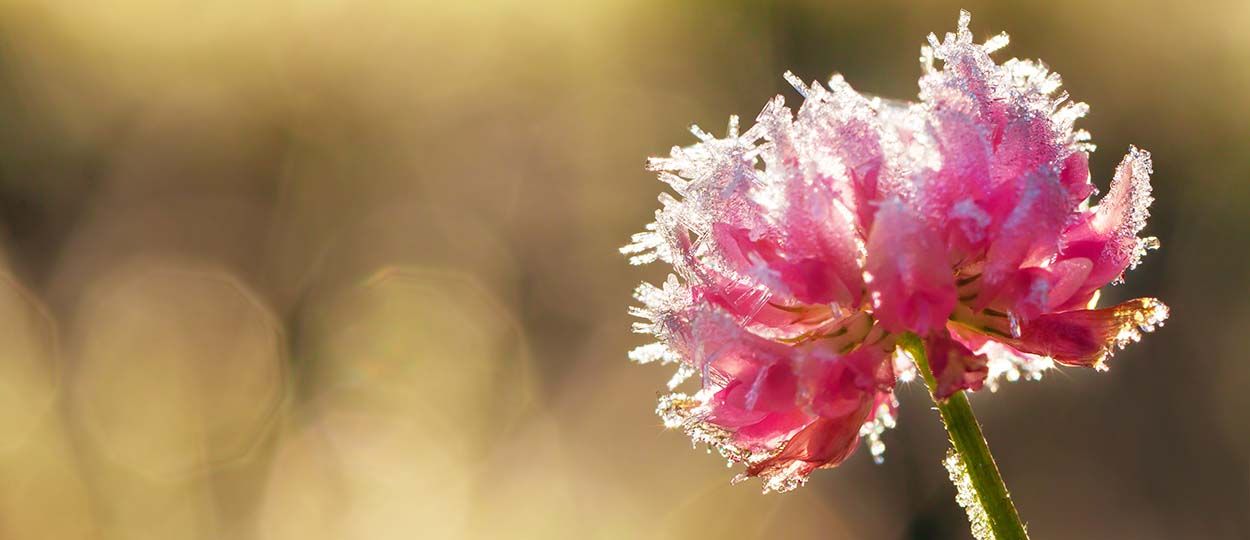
[1011,297,1169,368]
[978,172,1073,308]
[865,200,957,334]
[793,73,889,229]
[802,345,895,418]
[995,257,1094,323]
[741,412,870,493]
[754,93,868,307]
[926,333,989,399]
[948,322,1054,391]
[734,342,892,492]
[1056,147,1155,304]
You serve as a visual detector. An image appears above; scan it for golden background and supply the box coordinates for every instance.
[0,1,1243,538]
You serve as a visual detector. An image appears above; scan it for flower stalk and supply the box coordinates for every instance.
[900,332,1029,540]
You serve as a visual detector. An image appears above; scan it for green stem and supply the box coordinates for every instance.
[899,332,1029,540]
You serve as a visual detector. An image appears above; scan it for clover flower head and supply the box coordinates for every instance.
[623,11,1167,492]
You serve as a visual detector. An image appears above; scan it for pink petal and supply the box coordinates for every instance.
[996,257,1094,323]
[723,363,799,414]
[926,333,989,399]
[803,345,894,418]
[793,74,888,230]
[917,90,995,259]
[705,381,770,428]
[1011,298,1169,368]
[1039,258,1095,311]
[1056,147,1155,302]
[865,200,957,335]
[734,343,892,483]
[663,219,838,336]
[692,278,835,336]
[1059,151,1095,204]
[753,94,867,307]
[743,404,872,485]
[707,376,812,448]
[978,172,1073,308]
[733,408,817,448]
[920,13,1088,196]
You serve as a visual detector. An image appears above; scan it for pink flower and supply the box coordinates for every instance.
[623,11,1167,492]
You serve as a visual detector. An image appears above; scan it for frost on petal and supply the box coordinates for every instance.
[685,308,793,383]
[752,90,869,307]
[981,341,1053,391]
[920,11,1095,280]
[629,275,696,359]
[978,172,1073,308]
[918,90,993,257]
[792,72,889,229]
[650,307,896,492]
[644,121,763,242]
[920,11,1090,183]
[920,11,1002,115]
[628,342,680,366]
[1011,297,1169,369]
[648,306,813,465]
[1056,147,1156,301]
[657,215,837,337]
[738,345,892,492]
[620,220,669,265]
[630,116,774,291]
[865,200,957,335]
[741,413,868,493]
[633,93,879,324]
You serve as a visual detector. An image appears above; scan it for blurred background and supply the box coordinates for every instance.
[0,0,1244,538]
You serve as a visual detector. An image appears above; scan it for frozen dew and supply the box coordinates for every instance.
[628,342,677,365]
[756,461,809,494]
[982,32,1010,54]
[1110,298,1170,350]
[666,363,696,390]
[656,390,748,460]
[944,448,995,540]
[892,346,918,383]
[782,71,810,98]
[1081,297,1171,371]
[1099,146,1156,281]
[689,123,715,142]
[620,221,666,265]
[859,399,899,465]
[981,341,1054,392]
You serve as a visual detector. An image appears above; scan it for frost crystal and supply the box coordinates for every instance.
[944,448,996,540]
[624,10,1167,492]
[858,398,899,464]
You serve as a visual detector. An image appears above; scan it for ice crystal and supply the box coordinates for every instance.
[980,341,1053,392]
[944,447,995,540]
[858,398,899,464]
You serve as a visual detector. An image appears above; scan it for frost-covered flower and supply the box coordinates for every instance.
[623,11,1168,492]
